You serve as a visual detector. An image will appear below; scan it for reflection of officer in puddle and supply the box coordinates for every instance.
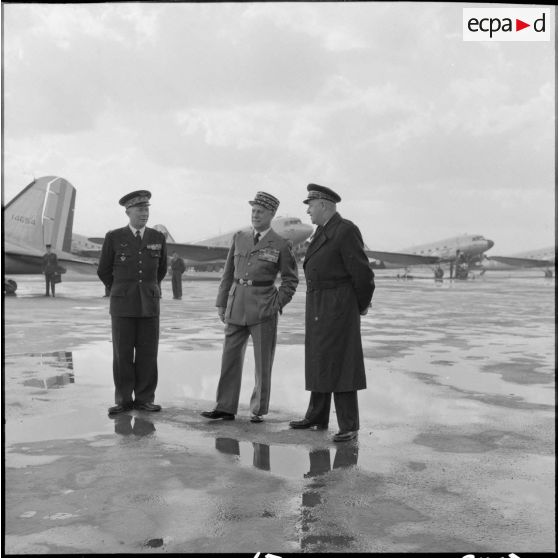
[301,446,359,550]
[214,438,356,476]
[304,446,359,478]
[113,414,156,436]
[215,438,270,471]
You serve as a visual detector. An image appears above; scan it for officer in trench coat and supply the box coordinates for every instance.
[201,191,299,423]
[289,184,375,442]
[97,190,167,416]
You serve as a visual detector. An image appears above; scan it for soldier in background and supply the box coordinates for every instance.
[97,190,167,416]
[42,244,58,297]
[170,252,186,299]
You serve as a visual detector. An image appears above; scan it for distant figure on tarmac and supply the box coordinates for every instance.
[97,190,167,417]
[42,244,58,297]
[434,265,444,281]
[289,184,375,443]
[170,252,186,299]
[201,191,299,424]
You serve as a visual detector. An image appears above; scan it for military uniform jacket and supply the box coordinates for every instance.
[97,226,167,317]
[303,212,375,392]
[42,252,58,275]
[216,229,299,326]
[171,257,186,274]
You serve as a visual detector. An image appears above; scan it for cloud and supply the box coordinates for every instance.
[2,3,554,254]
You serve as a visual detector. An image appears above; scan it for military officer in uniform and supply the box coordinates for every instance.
[42,244,59,297]
[97,190,167,416]
[170,252,186,299]
[201,191,299,423]
[289,184,375,442]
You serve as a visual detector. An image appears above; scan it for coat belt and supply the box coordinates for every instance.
[306,278,352,291]
[235,278,274,287]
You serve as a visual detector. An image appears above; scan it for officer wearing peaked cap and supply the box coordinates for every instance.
[97,189,167,416]
[290,183,375,443]
[201,191,299,423]
[42,243,59,297]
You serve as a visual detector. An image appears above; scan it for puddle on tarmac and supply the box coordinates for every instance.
[4,344,362,482]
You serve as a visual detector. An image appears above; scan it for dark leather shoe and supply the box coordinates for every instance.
[289,418,328,430]
[200,410,235,420]
[333,430,358,442]
[250,414,264,423]
[108,403,133,416]
[134,402,162,412]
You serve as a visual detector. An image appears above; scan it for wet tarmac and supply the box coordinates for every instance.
[2,272,555,553]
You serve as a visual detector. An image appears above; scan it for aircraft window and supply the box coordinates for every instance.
[472,236,483,241]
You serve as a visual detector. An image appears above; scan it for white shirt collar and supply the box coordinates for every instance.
[129,224,146,238]
[253,227,271,240]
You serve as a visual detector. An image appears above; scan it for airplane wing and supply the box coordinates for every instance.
[166,242,230,263]
[87,238,230,263]
[488,256,553,268]
[365,250,440,266]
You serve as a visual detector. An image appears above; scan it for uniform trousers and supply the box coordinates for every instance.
[45,273,56,296]
[171,271,183,299]
[215,314,278,416]
[304,390,360,432]
[111,316,159,406]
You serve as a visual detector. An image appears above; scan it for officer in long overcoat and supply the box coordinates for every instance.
[97,190,167,416]
[201,191,299,423]
[290,184,375,442]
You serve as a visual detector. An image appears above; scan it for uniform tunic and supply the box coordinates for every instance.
[97,226,167,405]
[303,212,375,393]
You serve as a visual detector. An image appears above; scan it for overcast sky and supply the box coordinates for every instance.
[2,2,555,254]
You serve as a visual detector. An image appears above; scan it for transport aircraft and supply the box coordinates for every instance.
[82,217,314,271]
[365,234,495,269]
[480,247,555,276]
[3,177,96,292]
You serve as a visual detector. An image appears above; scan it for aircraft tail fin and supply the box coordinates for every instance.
[4,176,77,253]
[152,224,176,243]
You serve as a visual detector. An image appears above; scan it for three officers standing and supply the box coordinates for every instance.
[98,190,167,416]
[97,184,374,445]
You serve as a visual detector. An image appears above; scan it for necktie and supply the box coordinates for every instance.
[135,230,141,245]
[254,232,261,245]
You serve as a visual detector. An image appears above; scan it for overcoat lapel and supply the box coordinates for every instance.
[304,213,342,264]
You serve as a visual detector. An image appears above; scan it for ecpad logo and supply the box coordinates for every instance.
[463,8,551,41]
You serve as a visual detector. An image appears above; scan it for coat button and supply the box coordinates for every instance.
[314,316,318,321]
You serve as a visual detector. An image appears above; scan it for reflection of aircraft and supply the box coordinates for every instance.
[365,234,494,269]
[3,177,97,291]
[481,247,555,276]
[86,217,313,271]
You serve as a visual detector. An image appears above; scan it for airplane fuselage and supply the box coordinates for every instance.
[372,234,495,269]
